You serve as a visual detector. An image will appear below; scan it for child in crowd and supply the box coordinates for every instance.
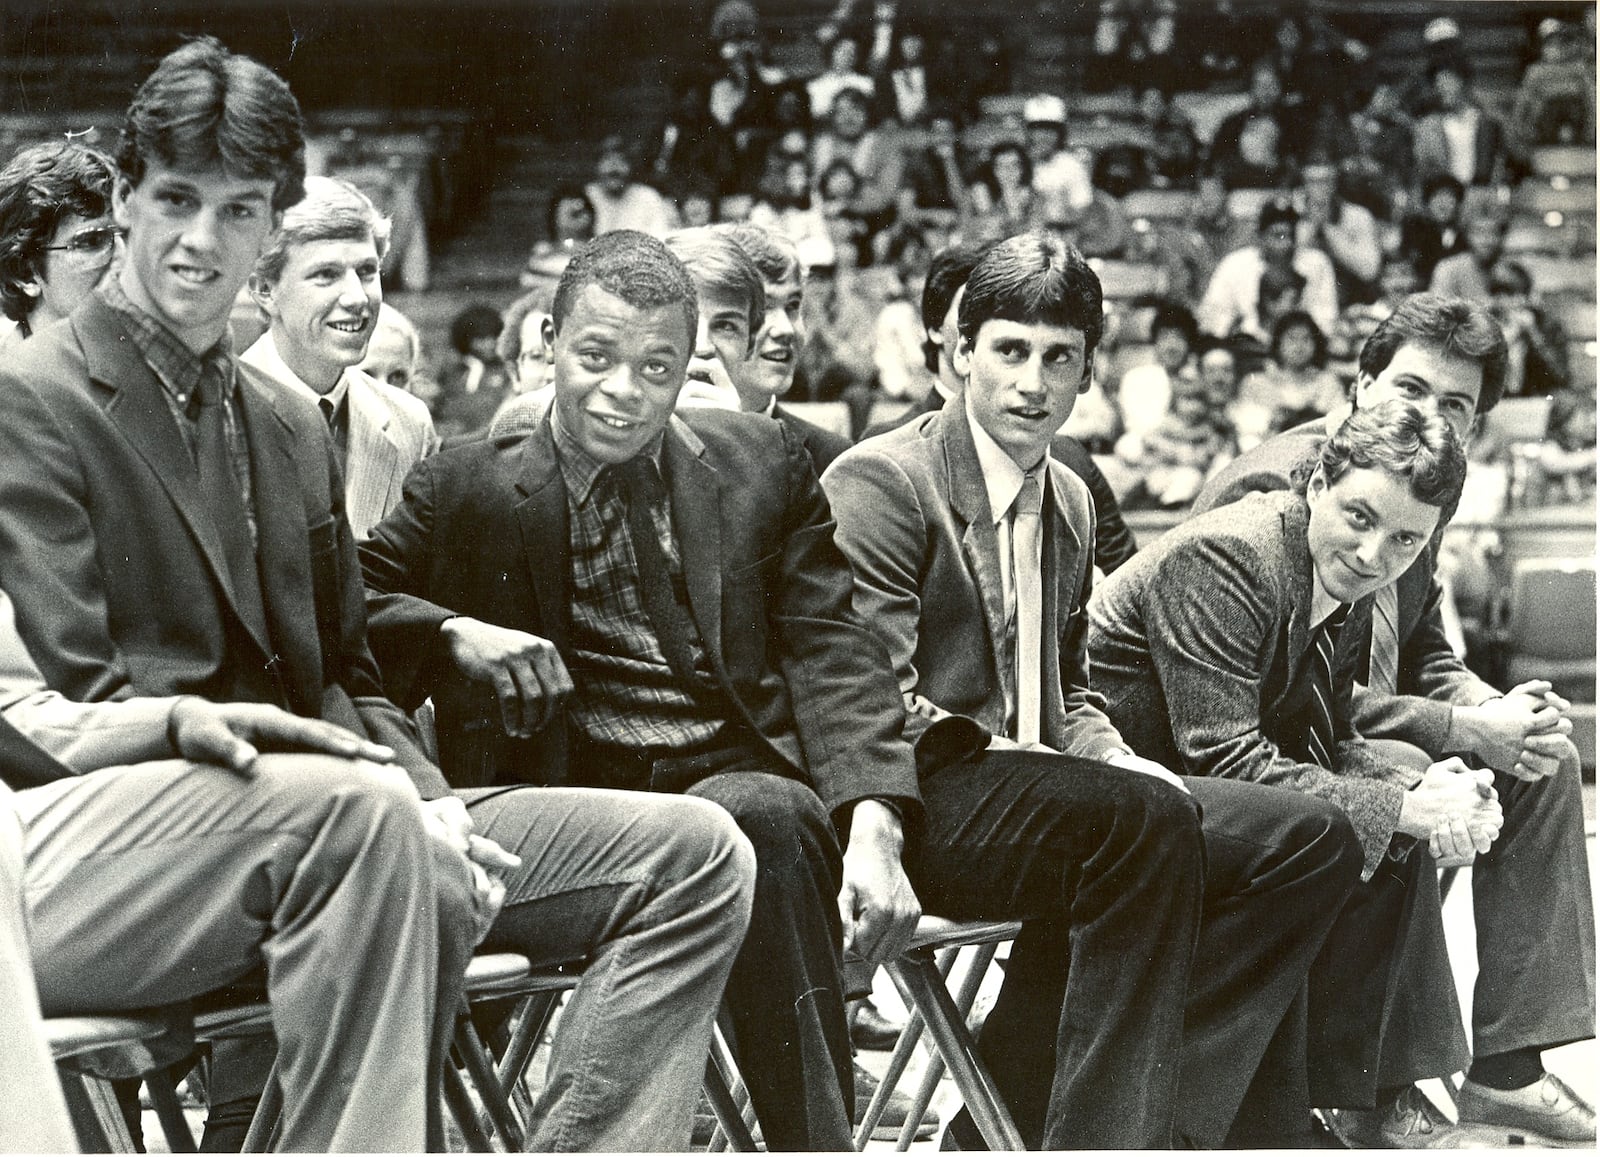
[1115,301,1198,441]
[1536,387,1598,504]
[1116,372,1235,510]
[1238,309,1345,434]
[1199,342,1273,453]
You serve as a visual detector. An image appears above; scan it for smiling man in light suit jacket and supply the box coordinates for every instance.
[242,176,439,539]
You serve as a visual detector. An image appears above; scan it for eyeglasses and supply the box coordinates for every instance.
[43,227,118,258]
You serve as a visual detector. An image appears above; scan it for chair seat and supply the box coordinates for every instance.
[908,916,1024,952]
[45,1015,170,1061]
[464,952,582,997]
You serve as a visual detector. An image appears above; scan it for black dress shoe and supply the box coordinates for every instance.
[850,1000,904,1051]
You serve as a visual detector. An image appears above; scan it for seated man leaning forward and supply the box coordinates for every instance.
[1191,293,1595,1149]
[821,231,1363,1149]
[1088,401,1568,1148]
[360,229,923,1151]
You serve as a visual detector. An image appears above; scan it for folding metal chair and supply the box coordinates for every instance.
[854,917,1026,1151]
[46,1014,171,1153]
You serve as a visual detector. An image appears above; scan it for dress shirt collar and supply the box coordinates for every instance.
[551,406,665,506]
[240,331,350,412]
[1307,565,1346,631]
[760,396,778,418]
[98,279,234,412]
[965,392,1047,525]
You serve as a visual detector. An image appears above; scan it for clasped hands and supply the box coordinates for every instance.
[1398,756,1504,870]
[1452,680,1575,782]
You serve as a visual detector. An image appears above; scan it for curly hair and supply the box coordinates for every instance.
[0,140,116,324]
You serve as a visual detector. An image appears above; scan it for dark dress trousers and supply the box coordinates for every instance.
[360,408,921,1151]
[824,408,1363,1146]
[1192,422,1596,1078]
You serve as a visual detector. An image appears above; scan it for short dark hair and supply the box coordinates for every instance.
[1317,399,1467,520]
[1420,173,1465,205]
[0,141,116,324]
[921,240,994,373]
[1271,309,1328,368]
[545,181,595,240]
[1149,301,1199,347]
[718,222,802,285]
[449,303,503,357]
[117,37,305,213]
[550,230,698,344]
[1359,292,1508,414]
[665,226,764,350]
[958,231,1104,354]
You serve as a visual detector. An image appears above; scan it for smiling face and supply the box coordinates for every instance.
[1306,465,1441,603]
[31,212,117,329]
[357,318,415,390]
[1354,340,1482,442]
[254,234,382,391]
[113,162,277,353]
[729,271,805,408]
[546,283,693,465]
[956,317,1092,469]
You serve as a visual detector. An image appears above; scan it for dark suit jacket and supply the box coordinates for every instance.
[1193,419,1498,757]
[822,406,1125,765]
[359,408,921,822]
[1088,490,1410,876]
[0,296,448,798]
[773,403,853,473]
[860,391,1138,573]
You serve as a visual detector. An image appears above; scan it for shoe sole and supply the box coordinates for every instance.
[872,1121,939,1141]
[1454,1120,1596,1149]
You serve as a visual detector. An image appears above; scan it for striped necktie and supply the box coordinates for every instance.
[1305,604,1351,770]
[1367,583,1401,696]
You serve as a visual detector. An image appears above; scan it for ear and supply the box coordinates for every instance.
[1350,371,1373,411]
[541,314,557,358]
[951,332,974,382]
[111,176,134,230]
[1079,351,1097,395]
[1306,464,1327,503]
[247,272,275,318]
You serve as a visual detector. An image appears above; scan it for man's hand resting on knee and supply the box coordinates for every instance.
[423,794,522,942]
[839,800,921,967]
[166,697,400,775]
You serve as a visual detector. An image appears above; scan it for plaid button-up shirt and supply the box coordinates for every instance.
[98,281,256,546]
[554,420,722,752]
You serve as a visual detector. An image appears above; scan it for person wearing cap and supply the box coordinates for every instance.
[1198,196,1338,344]
[1509,18,1595,158]
[1022,93,1094,215]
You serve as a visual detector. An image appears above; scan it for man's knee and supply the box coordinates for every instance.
[624,794,758,919]
[690,773,836,860]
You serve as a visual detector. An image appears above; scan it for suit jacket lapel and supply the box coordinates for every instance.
[1282,499,1315,670]
[938,409,1009,684]
[345,373,403,532]
[78,300,259,648]
[663,418,724,664]
[513,417,571,652]
[236,380,308,662]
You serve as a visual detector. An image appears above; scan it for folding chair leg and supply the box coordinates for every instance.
[58,1072,130,1154]
[852,1005,929,1147]
[144,1070,198,1152]
[456,1007,525,1149]
[704,1020,759,1152]
[498,990,562,1095]
[889,949,1025,1151]
[441,1058,495,1153]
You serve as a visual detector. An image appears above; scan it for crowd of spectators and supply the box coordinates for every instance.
[459,2,1598,514]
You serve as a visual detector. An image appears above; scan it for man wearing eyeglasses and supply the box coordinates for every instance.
[0,140,120,346]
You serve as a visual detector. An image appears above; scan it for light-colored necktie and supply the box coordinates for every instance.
[1368,583,1400,696]
[1013,474,1044,746]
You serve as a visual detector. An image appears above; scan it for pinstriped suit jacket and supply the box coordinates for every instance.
[241,334,440,539]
